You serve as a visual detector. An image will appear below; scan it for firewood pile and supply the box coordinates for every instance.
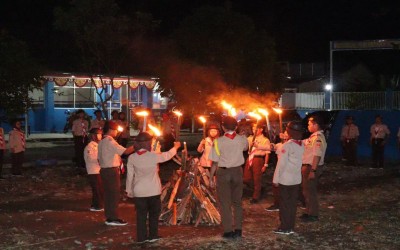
[159,152,221,226]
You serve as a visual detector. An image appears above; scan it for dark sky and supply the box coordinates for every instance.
[1,0,399,67]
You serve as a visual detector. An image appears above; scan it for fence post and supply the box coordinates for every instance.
[324,90,331,110]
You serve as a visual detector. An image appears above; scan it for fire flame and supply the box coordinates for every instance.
[230,108,237,117]
[257,108,269,117]
[136,111,149,117]
[272,107,283,114]
[117,126,124,132]
[173,110,183,117]
[198,116,206,124]
[248,111,262,120]
[221,100,232,110]
[148,124,161,137]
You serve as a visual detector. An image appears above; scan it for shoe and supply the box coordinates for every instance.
[301,215,319,222]
[298,203,306,210]
[148,236,162,243]
[89,207,104,212]
[249,198,259,204]
[136,239,149,244]
[222,231,234,239]
[265,205,279,212]
[289,229,295,235]
[232,229,242,239]
[105,219,128,226]
[273,228,291,235]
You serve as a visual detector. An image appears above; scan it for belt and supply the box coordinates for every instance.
[253,155,265,158]
[302,164,324,167]
[219,166,241,169]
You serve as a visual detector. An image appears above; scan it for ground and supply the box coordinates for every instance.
[1,137,400,249]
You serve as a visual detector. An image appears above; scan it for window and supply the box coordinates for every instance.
[54,82,96,108]
[29,88,44,108]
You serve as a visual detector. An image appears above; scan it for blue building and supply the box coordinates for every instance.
[24,73,168,133]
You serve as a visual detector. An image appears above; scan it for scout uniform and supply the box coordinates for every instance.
[340,118,359,166]
[98,122,127,225]
[84,129,104,211]
[301,129,327,218]
[9,124,25,175]
[244,132,270,202]
[0,127,6,178]
[273,123,304,234]
[72,117,89,168]
[126,132,179,243]
[90,118,105,130]
[209,117,248,238]
[197,124,220,168]
[370,120,390,168]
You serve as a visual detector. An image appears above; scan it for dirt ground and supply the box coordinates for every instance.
[1,138,400,249]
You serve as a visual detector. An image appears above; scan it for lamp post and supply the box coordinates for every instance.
[325,84,333,110]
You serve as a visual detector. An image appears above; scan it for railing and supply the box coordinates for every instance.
[280,91,400,110]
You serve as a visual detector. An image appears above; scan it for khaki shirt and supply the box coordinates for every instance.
[197,137,214,167]
[72,119,89,136]
[248,134,270,156]
[98,135,126,168]
[84,141,100,174]
[302,130,326,165]
[370,124,390,139]
[273,139,305,185]
[126,147,177,198]
[340,124,359,140]
[90,119,105,130]
[9,129,25,153]
[209,132,248,168]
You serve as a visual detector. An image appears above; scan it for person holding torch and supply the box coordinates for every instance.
[197,124,220,169]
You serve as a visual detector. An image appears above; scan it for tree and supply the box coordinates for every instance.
[0,31,42,121]
[173,6,278,91]
[54,0,158,118]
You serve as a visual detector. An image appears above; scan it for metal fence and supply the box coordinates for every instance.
[281,91,400,110]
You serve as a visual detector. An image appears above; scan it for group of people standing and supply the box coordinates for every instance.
[197,114,327,238]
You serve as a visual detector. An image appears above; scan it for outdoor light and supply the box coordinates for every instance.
[325,84,333,91]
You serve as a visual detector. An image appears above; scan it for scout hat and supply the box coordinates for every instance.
[286,121,303,140]
[134,132,153,142]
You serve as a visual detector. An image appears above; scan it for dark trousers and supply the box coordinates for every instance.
[272,185,280,206]
[0,149,4,176]
[88,174,104,209]
[243,157,264,200]
[216,166,243,233]
[74,136,88,168]
[371,138,385,168]
[343,139,357,165]
[100,167,120,220]
[301,165,323,216]
[118,138,128,148]
[11,151,24,175]
[279,184,299,230]
[134,195,161,242]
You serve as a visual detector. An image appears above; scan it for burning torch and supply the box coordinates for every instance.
[258,108,272,140]
[248,111,262,153]
[173,110,183,141]
[273,107,283,132]
[148,124,162,152]
[221,101,236,117]
[198,116,207,139]
[136,111,149,132]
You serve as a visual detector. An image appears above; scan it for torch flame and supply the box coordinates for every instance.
[221,100,232,110]
[148,124,161,137]
[136,111,149,117]
[273,107,283,114]
[117,126,124,132]
[230,108,237,117]
[173,110,183,117]
[198,116,206,124]
[248,111,262,121]
[257,108,269,117]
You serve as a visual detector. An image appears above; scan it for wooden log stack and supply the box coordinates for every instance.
[159,158,220,226]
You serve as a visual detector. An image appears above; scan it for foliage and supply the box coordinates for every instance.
[54,0,159,118]
[0,31,42,120]
[173,6,278,92]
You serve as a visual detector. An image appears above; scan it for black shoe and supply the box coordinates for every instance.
[222,231,234,239]
[232,229,242,239]
[249,198,258,204]
[265,204,279,212]
[301,215,319,222]
[148,236,162,243]
[299,213,309,219]
[105,219,128,226]
[273,228,291,235]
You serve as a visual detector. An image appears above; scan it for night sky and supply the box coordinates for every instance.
[1,0,399,68]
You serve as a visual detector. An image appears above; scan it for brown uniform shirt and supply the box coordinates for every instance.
[72,119,89,136]
[9,128,25,153]
[370,124,390,139]
[209,132,248,168]
[302,130,327,165]
[340,124,359,140]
